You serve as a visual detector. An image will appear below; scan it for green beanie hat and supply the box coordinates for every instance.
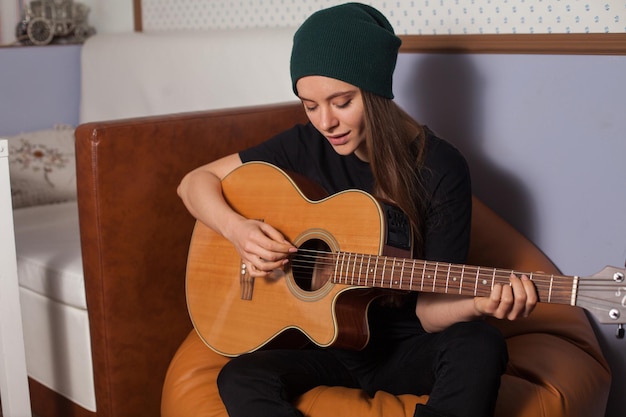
[290,3,401,99]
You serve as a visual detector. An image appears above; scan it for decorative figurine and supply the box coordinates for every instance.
[15,0,96,46]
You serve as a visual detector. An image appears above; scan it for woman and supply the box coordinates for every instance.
[178,4,537,417]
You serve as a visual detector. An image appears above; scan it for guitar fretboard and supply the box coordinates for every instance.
[331,251,576,305]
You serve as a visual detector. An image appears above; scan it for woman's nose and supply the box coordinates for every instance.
[319,107,339,131]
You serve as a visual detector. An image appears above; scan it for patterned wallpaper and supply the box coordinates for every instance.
[141,0,625,34]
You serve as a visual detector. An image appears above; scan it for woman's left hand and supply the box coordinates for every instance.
[474,274,538,320]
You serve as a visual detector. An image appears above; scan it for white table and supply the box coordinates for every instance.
[0,139,32,416]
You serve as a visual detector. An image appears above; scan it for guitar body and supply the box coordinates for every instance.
[186,162,410,357]
[187,162,626,357]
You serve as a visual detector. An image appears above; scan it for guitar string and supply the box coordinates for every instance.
[286,248,619,292]
[291,248,614,288]
[285,250,622,310]
[285,255,621,311]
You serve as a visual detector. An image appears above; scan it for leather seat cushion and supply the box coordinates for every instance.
[162,304,610,417]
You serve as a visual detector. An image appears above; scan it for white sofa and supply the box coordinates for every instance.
[16,27,298,416]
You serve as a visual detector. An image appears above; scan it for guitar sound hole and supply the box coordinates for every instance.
[292,239,332,292]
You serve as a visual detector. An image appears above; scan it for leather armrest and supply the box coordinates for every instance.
[75,102,306,417]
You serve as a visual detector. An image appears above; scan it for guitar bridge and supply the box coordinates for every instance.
[240,261,254,300]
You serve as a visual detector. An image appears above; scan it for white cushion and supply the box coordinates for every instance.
[13,201,85,310]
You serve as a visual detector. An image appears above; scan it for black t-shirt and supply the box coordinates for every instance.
[239,122,472,338]
[240,122,471,263]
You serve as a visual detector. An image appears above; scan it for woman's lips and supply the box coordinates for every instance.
[327,132,350,146]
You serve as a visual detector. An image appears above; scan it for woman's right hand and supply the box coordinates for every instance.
[178,153,296,277]
[227,217,297,277]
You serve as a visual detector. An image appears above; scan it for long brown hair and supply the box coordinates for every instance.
[361,90,428,257]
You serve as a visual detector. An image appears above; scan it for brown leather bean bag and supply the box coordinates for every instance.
[162,198,611,417]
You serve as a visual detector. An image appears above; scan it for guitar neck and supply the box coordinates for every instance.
[331,251,577,305]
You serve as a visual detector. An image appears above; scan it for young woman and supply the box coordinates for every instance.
[178,4,538,417]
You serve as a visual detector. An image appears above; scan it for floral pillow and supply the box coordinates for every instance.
[6,125,77,209]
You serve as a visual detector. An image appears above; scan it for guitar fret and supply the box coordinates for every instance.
[373,256,379,287]
[459,265,465,295]
[420,261,426,291]
[545,273,554,303]
[349,254,355,284]
[358,254,364,286]
[491,268,496,290]
[409,260,415,291]
[474,266,480,296]
[336,252,341,284]
[432,262,439,293]
[394,259,400,287]
[445,263,451,293]
[389,258,396,288]
[350,253,359,285]
[381,257,387,287]
[366,254,372,285]
[448,264,461,294]
[332,253,340,284]
[400,259,406,289]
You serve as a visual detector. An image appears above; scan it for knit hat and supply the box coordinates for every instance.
[290,3,401,99]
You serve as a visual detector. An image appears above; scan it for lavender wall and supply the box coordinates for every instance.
[394,52,626,417]
[0,44,81,136]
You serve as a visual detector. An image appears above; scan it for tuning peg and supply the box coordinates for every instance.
[614,262,626,340]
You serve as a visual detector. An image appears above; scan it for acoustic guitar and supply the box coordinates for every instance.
[186,162,626,357]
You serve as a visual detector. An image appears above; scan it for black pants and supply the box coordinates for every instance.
[217,320,508,417]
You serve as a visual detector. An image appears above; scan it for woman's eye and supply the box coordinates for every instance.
[303,103,317,112]
[335,100,352,109]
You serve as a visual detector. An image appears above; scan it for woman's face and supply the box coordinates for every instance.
[296,76,368,161]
